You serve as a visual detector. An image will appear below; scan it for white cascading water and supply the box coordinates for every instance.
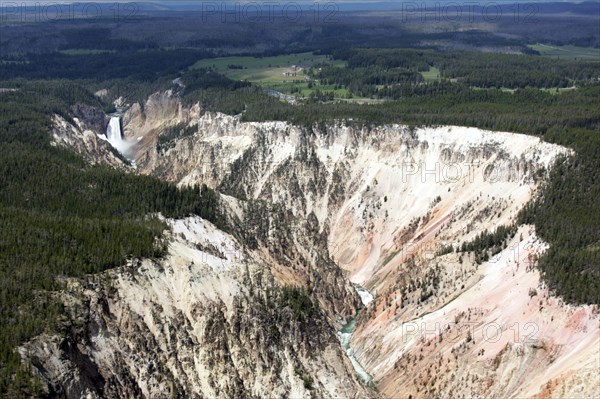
[106,117,129,154]
[337,285,374,387]
[105,116,136,168]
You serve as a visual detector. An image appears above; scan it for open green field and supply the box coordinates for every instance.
[0,60,26,65]
[540,86,578,95]
[473,86,576,94]
[191,52,344,82]
[529,44,600,61]
[191,52,352,98]
[420,66,441,81]
[60,49,116,55]
[266,81,353,98]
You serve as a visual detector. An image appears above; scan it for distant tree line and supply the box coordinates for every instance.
[0,49,212,81]
[326,48,599,92]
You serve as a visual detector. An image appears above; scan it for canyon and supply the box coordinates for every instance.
[29,90,599,398]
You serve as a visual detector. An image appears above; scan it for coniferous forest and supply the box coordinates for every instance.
[0,84,225,394]
[0,4,599,395]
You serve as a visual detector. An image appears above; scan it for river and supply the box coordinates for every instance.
[338,284,375,387]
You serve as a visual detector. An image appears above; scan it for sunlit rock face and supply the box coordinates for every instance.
[36,91,597,399]
[21,216,373,399]
[50,114,126,168]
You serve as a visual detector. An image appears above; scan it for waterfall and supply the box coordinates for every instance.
[355,285,374,306]
[105,116,133,164]
[106,117,122,143]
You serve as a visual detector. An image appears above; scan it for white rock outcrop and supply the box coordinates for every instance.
[34,92,597,399]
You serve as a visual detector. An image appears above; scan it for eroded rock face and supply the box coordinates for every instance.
[50,114,126,168]
[22,218,373,399]
[122,90,197,141]
[352,227,600,399]
[70,103,109,135]
[34,92,598,398]
[128,100,597,398]
[134,110,565,295]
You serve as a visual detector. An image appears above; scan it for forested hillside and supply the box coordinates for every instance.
[0,8,599,394]
[319,48,599,93]
[0,83,224,395]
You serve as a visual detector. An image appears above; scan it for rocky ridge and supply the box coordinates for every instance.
[35,91,599,398]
